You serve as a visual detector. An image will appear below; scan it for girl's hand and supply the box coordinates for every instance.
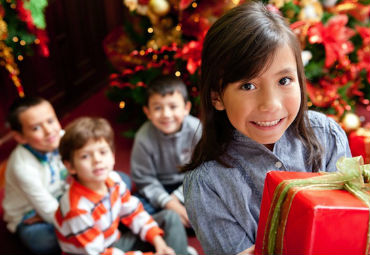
[152,235,176,255]
[237,245,255,255]
[165,195,190,228]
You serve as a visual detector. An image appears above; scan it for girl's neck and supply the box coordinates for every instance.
[264,143,274,151]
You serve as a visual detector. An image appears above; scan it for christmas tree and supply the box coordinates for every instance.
[104,0,370,134]
[0,0,49,97]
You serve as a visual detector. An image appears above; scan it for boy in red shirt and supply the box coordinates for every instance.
[54,117,187,255]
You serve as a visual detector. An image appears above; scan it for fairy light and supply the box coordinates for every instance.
[10,3,16,9]
[232,0,240,4]
[34,38,40,44]
[17,55,24,61]
[175,25,181,31]
[12,37,19,43]
[20,40,26,46]
[119,101,126,109]
[175,71,181,77]
[147,27,154,33]
[307,102,313,107]
[139,50,145,56]
[152,54,158,60]
[192,2,198,8]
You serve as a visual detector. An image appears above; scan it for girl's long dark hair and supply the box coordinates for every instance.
[183,1,323,172]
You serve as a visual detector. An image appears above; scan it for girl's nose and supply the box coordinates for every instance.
[258,87,282,112]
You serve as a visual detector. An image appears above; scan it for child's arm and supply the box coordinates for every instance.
[54,209,126,255]
[9,157,60,223]
[152,235,175,255]
[164,194,190,227]
[184,167,254,254]
[320,116,352,171]
[131,138,172,209]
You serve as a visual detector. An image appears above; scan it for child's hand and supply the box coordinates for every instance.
[237,245,255,255]
[165,194,190,228]
[152,235,176,255]
[23,214,44,225]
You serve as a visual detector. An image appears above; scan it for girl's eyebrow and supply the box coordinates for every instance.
[276,67,297,76]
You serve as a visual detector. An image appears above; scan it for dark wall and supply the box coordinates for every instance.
[0,0,126,159]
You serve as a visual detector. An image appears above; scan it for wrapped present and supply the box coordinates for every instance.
[350,128,370,164]
[255,157,370,255]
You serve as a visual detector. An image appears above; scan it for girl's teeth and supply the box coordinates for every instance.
[255,119,280,127]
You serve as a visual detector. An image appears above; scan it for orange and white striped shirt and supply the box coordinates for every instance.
[54,171,163,255]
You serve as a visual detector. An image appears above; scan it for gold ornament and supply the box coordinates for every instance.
[149,0,170,17]
[298,0,323,22]
[342,112,361,132]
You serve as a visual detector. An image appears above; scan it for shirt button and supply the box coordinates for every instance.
[275,161,282,169]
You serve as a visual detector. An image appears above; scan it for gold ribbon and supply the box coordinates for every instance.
[262,156,370,255]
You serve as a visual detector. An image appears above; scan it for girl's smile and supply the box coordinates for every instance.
[252,118,284,128]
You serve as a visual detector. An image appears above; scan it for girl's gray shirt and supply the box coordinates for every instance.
[183,110,351,255]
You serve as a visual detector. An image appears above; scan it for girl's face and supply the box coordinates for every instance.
[212,44,301,148]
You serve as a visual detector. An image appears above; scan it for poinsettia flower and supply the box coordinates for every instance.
[357,26,370,45]
[307,15,355,68]
[306,80,339,107]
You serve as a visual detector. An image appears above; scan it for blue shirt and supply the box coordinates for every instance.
[183,111,351,255]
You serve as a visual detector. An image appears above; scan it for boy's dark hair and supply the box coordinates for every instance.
[145,75,189,105]
[59,117,114,163]
[183,1,323,172]
[7,97,49,133]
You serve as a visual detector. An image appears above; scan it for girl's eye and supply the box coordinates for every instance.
[240,83,256,91]
[279,77,292,86]
[47,118,55,124]
[100,149,107,155]
[170,105,178,110]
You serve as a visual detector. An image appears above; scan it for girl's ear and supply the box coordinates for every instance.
[211,91,225,111]
[11,131,27,144]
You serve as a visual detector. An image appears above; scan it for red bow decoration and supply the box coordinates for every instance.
[307,15,355,68]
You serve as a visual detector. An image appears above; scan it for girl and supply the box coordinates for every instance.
[182,2,351,255]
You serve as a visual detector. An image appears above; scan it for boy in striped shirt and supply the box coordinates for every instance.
[54,117,188,255]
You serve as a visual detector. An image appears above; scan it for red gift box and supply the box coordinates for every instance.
[255,171,369,255]
[350,128,370,164]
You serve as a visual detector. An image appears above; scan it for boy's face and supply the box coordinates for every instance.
[14,101,62,152]
[66,138,115,191]
[143,91,191,135]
